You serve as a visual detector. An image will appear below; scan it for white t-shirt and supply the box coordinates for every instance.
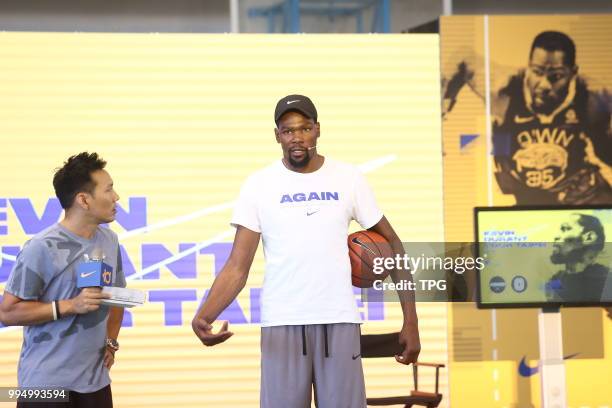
[231,158,383,327]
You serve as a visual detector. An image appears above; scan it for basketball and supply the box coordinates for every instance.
[348,230,394,288]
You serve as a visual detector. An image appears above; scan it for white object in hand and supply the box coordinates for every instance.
[101,287,147,308]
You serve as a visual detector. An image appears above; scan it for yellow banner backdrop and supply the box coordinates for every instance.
[0,33,447,407]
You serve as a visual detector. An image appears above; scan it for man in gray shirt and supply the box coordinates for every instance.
[0,152,126,408]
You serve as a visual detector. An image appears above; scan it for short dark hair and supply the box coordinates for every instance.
[530,31,576,67]
[575,213,605,252]
[53,152,107,209]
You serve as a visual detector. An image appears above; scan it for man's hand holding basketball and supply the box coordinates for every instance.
[192,317,233,346]
[395,322,421,365]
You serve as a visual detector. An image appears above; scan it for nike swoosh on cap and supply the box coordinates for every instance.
[287,100,301,104]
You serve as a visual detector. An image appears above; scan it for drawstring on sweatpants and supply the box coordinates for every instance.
[301,325,329,358]
[323,325,329,358]
[301,325,307,356]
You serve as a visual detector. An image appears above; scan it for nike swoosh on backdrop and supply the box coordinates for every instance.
[518,353,580,377]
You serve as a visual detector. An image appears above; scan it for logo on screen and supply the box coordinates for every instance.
[511,276,527,293]
[489,276,506,293]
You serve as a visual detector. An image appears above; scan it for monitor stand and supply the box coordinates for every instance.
[538,306,567,408]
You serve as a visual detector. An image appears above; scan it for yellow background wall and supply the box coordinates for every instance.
[0,33,447,407]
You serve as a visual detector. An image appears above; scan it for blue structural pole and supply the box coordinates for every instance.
[381,0,390,32]
[288,0,300,33]
[249,0,387,34]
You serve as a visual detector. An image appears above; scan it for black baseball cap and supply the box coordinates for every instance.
[274,94,318,125]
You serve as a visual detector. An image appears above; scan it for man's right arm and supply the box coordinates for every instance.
[0,238,110,326]
[0,288,109,326]
[192,225,260,346]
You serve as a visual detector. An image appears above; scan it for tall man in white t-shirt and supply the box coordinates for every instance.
[192,95,421,407]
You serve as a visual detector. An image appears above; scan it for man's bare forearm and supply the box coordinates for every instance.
[369,217,419,327]
[0,296,75,326]
[388,240,418,326]
[107,306,124,339]
[195,262,248,323]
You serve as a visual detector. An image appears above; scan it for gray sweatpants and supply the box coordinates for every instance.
[260,323,366,408]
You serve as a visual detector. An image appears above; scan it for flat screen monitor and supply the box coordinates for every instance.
[475,206,612,308]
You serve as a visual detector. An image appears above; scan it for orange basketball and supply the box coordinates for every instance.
[348,230,394,288]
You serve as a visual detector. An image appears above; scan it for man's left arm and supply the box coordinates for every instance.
[104,306,124,369]
[368,216,421,365]
[105,242,126,369]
